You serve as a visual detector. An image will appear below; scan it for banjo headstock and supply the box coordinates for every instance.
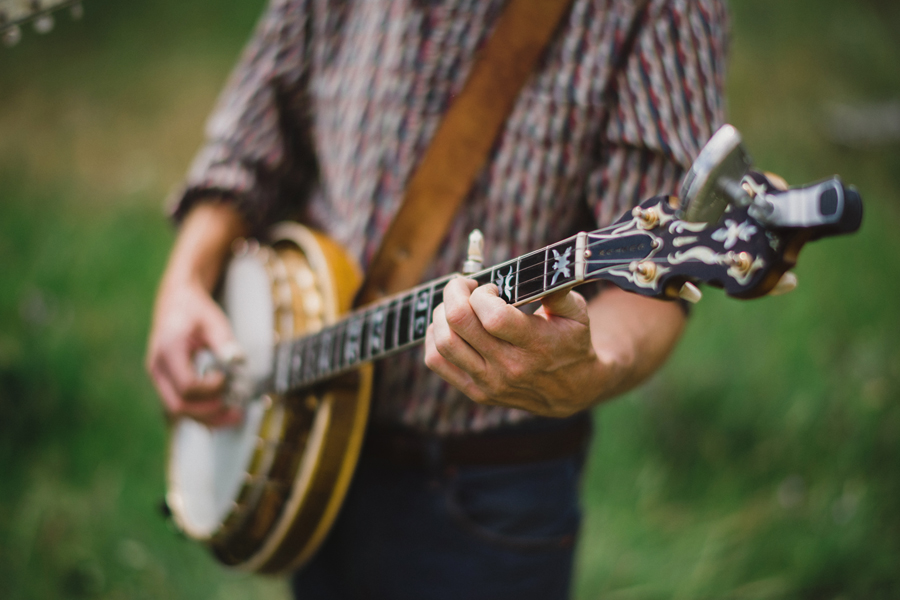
[585,125,863,301]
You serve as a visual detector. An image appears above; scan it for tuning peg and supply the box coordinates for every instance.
[762,171,789,192]
[768,271,798,296]
[678,124,753,224]
[678,282,703,304]
[462,229,484,274]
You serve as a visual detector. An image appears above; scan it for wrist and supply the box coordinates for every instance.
[165,201,248,292]
[162,255,222,293]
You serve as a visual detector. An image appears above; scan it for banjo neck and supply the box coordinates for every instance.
[271,230,594,395]
[270,173,863,397]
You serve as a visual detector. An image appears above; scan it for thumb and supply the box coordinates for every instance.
[538,289,588,323]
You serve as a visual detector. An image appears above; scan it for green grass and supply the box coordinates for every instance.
[1,0,898,598]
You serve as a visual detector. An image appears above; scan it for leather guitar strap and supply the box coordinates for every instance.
[357,0,650,305]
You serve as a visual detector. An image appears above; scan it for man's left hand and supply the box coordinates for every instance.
[424,277,607,417]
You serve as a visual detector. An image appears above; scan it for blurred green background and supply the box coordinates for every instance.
[0,0,898,598]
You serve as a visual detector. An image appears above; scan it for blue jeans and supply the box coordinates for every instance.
[291,449,584,600]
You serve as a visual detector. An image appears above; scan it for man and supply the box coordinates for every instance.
[147,0,728,597]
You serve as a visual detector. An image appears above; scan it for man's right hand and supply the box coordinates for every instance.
[146,279,244,426]
[145,202,249,427]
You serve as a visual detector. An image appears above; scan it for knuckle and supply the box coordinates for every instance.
[570,291,588,311]
[479,310,506,335]
[506,360,528,381]
[432,327,455,356]
[424,347,440,370]
[468,363,488,384]
[472,284,498,301]
[499,352,530,381]
[464,383,490,405]
[443,302,470,328]
[477,374,505,400]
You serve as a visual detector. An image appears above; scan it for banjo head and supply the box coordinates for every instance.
[167,249,277,540]
[167,401,270,539]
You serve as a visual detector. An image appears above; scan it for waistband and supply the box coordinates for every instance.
[363,412,592,469]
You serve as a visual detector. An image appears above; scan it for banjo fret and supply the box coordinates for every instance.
[397,293,413,347]
[383,299,399,353]
[302,334,318,384]
[289,341,303,390]
[332,320,345,374]
[318,329,334,376]
[367,305,387,358]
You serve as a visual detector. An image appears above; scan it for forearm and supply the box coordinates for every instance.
[160,201,249,293]
[585,286,686,403]
[147,200,249,426]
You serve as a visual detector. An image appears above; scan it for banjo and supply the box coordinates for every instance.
[166,125,863,573]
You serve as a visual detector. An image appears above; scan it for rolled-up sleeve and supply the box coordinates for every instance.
[587,0,729,227]
[168,0,314,231]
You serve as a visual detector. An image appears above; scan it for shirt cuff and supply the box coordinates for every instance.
[166,161,269,233]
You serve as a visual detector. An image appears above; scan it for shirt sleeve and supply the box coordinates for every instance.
[168,0,315,231]
[586,0,730,227]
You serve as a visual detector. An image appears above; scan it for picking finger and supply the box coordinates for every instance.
[165,343,226,398]
[152,366,226,421]
[158,357,228,416]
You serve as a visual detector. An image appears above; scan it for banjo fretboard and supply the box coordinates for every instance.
[272,225,659,395]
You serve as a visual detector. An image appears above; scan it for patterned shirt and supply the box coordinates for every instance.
[172,0,729,434]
